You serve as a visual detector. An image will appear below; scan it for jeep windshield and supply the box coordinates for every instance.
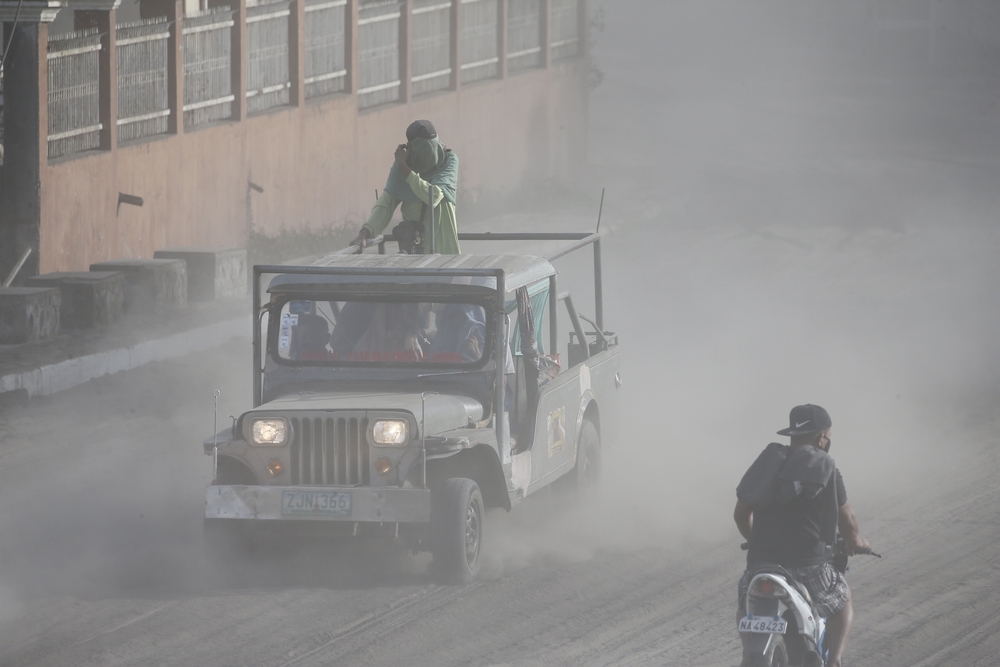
[271,297,490,366]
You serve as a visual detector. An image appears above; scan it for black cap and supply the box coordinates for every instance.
[406,120,437,141]
[777,404,832,436]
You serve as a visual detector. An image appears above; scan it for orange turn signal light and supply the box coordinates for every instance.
[375,457,393,476]
[267,459,284,477]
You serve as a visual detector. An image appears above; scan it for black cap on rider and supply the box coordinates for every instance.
[777,404,832,436]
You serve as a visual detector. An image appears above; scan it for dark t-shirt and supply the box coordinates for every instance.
[747,468,847,567]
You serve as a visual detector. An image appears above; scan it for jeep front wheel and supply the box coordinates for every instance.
[203,518,254,562]
[202,517,256,587]
[431,478,484,584]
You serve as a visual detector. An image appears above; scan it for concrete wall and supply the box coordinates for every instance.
[38,58,589,273]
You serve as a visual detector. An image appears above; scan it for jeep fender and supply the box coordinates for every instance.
[427,443,510,512]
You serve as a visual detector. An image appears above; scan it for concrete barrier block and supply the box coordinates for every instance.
[0,287,61,344]
[153,247,246,301]
[26,271,125,328]
[89,259,187,313]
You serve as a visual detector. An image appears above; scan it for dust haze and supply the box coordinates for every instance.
[2,1,1000,664]
[480,0,1000,571]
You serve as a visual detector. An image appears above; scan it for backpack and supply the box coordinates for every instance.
[736,442,789,510]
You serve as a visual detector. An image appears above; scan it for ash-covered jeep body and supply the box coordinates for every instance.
[204,233,620,581]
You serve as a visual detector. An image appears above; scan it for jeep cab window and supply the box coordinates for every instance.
[272,298,489,365]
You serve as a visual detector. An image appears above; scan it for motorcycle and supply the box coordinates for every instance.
[739,540,881,667]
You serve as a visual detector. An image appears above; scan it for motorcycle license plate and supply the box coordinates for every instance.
[739,616,787,634]
[282,490,351,516]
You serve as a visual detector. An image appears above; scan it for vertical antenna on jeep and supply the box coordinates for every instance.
[421,392,438,488]
[596,187,606,234]
[212,389,220,483]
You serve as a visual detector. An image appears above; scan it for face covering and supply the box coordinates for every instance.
[406,137,444,175]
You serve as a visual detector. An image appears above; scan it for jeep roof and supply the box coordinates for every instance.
[266,253,557,296]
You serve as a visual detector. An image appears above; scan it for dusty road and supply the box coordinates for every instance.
[2,2,1000,665]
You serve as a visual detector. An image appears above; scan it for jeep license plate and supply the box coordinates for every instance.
[282,491,351,516]
[739,616,787,634]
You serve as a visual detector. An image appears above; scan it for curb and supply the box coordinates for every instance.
[0,317,248,398]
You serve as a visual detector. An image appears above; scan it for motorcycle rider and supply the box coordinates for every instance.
[734,404,869,667]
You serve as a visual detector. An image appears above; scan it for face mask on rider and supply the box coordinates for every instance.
[823,435,832,453]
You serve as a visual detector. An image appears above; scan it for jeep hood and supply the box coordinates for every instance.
[252,391,485,436]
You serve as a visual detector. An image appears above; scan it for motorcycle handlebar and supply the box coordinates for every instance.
[740,541,881,558]
[854,546,882,558]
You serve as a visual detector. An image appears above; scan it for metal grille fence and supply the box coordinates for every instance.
[506,0,540,72]
[549,0,578,60]
[47,29,102,160]
[411,0,451,96]
[460,0,497,83]
[305,0,347,98]
[116,18,170,144]
[32,0,579,157]
[183,7,234,128]
[48,29,102,158]
[358,0,401,109]
[247,0,291,113]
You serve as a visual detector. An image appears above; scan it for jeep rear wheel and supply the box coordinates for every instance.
[559,419,601,500]
[431,478,484,584]
[574,419,601,497]
[553,419,601,499]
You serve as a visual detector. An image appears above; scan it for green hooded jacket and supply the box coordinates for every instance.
[363,139,460,254]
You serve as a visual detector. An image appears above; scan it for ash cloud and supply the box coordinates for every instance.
[479,0,1000,572]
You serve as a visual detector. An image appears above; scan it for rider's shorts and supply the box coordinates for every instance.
[738,562,848,618]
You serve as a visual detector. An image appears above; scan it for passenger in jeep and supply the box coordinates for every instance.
[351,302,425,362]
[290,313,331,360]
[428,303,486,363]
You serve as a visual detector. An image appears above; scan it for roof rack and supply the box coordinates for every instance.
[333,231,604,331]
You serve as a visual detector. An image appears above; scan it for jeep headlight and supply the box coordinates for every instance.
[372,419,408,445]
[251,418,288,446]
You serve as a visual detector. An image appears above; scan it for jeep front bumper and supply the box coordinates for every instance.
[205,485,431,523]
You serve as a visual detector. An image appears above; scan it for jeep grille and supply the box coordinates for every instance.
[288,416,370,486]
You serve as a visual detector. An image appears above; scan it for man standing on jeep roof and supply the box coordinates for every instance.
[351,120,460,254]
[733,404,870,667]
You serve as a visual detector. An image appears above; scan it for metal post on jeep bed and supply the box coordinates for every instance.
[594,237,603,330]
[493,270,507,459]
[428,184,436,253]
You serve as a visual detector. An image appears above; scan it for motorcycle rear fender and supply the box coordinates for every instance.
[747,573,821,639]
